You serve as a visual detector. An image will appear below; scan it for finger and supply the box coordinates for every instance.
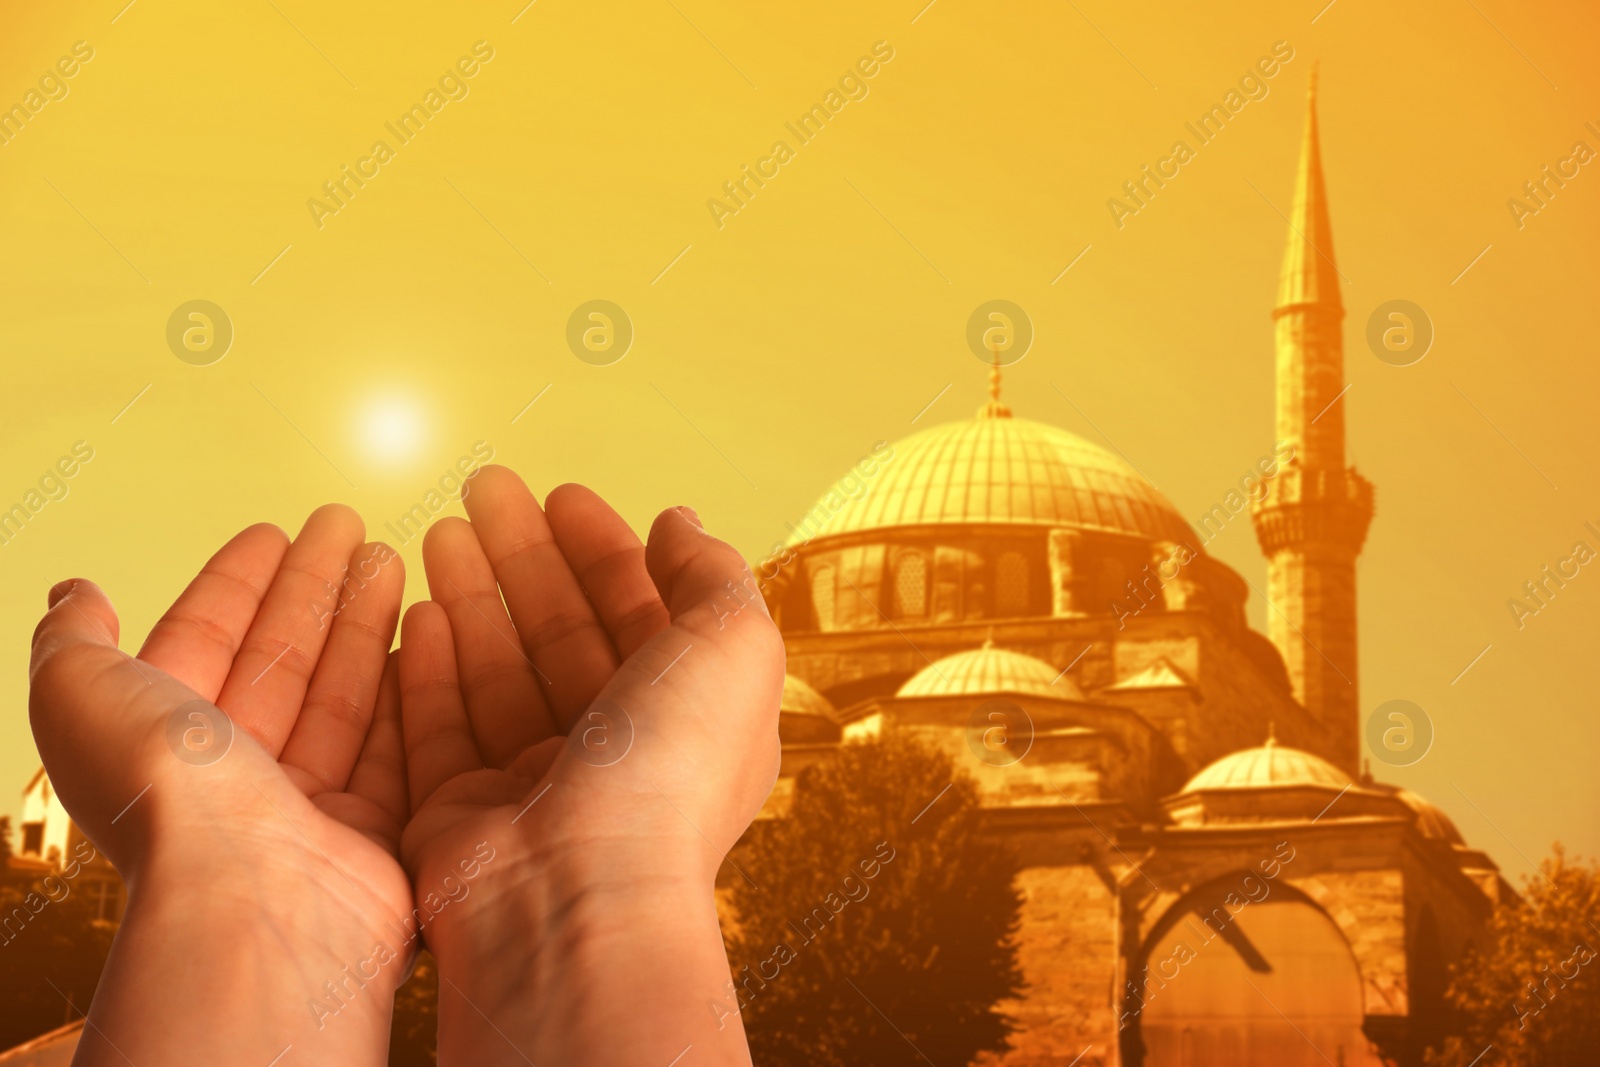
[38,577,119,645]
[398,601,485,806]
[214,504,367,756]
[30,581,196,829]
[136,524,290,699]
[279,542,405,793]
[32,579,131,709]
[423,517,554,762]
[345,650,410,834]
[645,507,770,625]
[461,466,620,729]
[545,483,670,660]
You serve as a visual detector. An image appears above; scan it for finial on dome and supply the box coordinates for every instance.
[978,340,1013,419]
[981,626,996,649]
[1265,721,1277,747]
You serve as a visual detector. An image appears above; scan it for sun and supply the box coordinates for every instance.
[358,395,428,466]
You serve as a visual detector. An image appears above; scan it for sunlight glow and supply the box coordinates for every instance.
[359,396,427,465]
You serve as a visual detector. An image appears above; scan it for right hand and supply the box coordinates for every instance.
[396,467,783,1064]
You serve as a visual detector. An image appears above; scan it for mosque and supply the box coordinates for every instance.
[752,80,1509,1067]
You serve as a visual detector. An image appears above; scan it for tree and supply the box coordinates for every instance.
[1428,845,1600,1067]
[725,730,1023,1067]
[0,856,116,1050]
[388,951,439,1065]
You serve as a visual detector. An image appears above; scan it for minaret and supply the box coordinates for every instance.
[1250,70,1373,775]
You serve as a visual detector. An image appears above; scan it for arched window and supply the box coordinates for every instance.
[811,566,836,630]
[892,552,928,618]
[995,551,1029,615]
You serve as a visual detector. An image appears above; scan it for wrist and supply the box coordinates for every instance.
[133,846,414,1002]
[436,831,716,992]
[439,885,746,1067]
[428,833,748,1067]
[79,864,405,1066]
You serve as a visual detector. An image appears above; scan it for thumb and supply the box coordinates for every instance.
[29,579,199,847]
[37,577,118,647]
[31,578,137,696]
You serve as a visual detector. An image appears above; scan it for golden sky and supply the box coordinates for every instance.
[2,0,1597,882]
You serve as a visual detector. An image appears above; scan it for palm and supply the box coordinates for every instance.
[30,508,414,943]
[396,470,783,931]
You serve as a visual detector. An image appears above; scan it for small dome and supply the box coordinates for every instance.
[897,640,1082,701]
[1391,788,1465,845]
[779,675,841,745]
[781,675,836,720]
[1182,737,1350,793]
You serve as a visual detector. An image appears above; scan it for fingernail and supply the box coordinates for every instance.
[47,579,78,609]
[678,506,703,530]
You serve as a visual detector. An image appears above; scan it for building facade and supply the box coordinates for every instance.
[753,80,1507,1067]
[5,769,123,930]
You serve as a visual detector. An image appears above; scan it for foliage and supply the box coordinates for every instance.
[388,950,439,1065]
[1428,845,1600,1067]
[0,855,116,1051]
[726,730,1024,1067]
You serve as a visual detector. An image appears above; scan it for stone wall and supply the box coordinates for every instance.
[982,861,1119,1067]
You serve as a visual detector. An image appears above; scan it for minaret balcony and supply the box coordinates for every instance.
[1249,466,1374,554]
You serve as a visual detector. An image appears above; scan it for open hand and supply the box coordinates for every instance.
[396,467,784,1066]
[29,508,413,1065]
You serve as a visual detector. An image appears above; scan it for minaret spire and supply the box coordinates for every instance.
[1251,70,1373,776]
[1277,63,1342,319]
[1272,62,1348,470]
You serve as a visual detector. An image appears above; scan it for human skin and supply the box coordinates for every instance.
[28,507,413,1066]
[397,467,784,1067]
[25,473,783,1065]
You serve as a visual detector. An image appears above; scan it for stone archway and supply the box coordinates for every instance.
[1125,875,1383,1067]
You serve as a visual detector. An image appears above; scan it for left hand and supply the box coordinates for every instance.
[29,509,415,1066]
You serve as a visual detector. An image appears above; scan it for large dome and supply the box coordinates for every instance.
[795,409,1193,544]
